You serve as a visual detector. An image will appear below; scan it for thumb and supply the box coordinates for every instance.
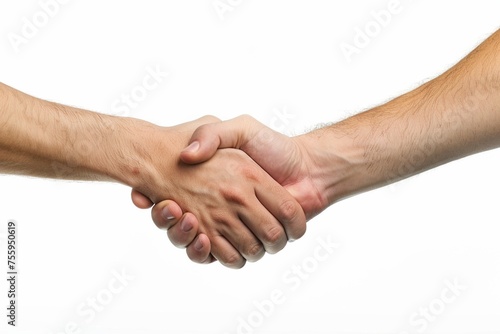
[180,115,260,164]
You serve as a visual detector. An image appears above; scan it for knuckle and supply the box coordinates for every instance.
[199,114,220,123]
[262,225,286,251]
[278,199,301,223]
[237,164,260,182]
[220,252,245,269]
[245,243,265,261]
[278,200,306,240]
[194,123,212,136]
[239,114,255,124]
[220,186,247,205]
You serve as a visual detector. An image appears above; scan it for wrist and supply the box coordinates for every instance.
[297,127,361,207]
[94,117,171,193]
[298,116,390,207]
[302,88,438,206]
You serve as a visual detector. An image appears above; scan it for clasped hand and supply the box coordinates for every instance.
[131,115,325,269]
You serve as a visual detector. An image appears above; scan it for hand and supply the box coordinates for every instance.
[130,116,307,268]
[181,115,328,217]
[131,195,215,263]
[141,115,329,263]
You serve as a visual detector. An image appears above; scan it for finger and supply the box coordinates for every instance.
[151,200,184,231]
[255,182,307,242]
[180,115,264,164]
[151,201,215,264]
[210,234,247,269]
[186,234,216,264]
[167,213,199,248]
[237,198,287,255]
[210,214,266,263]
[203,212,263,268]
[131,189,154,209]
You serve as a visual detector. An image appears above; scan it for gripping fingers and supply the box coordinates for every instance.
[151,200,216,264]
[210,235,247,269]
[186,234,216,264]
[167,213,199,248]
[256,183,307,242]
[151,200,184,231]
[238,200,288,254]
[151,202,200,249]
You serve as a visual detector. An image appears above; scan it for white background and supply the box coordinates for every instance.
[1,1,499,333]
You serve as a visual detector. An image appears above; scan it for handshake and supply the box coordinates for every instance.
[128,115,331,268]
[0,81,338,269]
[2,80,352,269]
[1,28,499,269]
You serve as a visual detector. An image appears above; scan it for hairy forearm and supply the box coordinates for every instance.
[0,83,157,186]
[310,28,500,204]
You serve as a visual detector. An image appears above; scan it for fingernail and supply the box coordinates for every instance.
[180,217,193,233]
[162,207,175,220]
[194,238,204,251]
[183,141,200,153]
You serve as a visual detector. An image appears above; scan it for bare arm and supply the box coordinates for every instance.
[0,83,134,181]
[313,28,500,204]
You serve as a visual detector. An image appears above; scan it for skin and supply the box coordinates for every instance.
[0,83,306,268]
[143,28,500,264]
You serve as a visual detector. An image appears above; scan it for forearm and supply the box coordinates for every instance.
[0,83,157,187]
[309,28,500,205]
